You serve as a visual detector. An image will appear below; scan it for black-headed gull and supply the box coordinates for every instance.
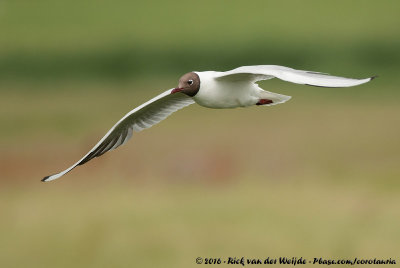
[42,65,375,182]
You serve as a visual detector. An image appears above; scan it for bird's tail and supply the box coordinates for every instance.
[259,90,292,106]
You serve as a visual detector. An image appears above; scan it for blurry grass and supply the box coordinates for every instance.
[0,40,398,82]
[1,180,399,268]
[1,0,399,81]
[1,80,399,186]
[2,0,399,50]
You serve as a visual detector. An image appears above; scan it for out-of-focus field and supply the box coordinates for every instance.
[1,82,399,267]
[1,0,400,267]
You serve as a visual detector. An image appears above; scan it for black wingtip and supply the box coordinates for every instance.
[370,75,379,81]
[305,84,333,88]
[41,176,50,182]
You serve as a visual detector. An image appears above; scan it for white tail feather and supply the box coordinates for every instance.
[260,90,292,106]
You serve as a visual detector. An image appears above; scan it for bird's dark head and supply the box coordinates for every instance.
[171,72,200,97]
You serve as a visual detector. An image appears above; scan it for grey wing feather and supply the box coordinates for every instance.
[42,90,194,182]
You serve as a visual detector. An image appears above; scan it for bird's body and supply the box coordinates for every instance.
[193,71,271,108]
[42,65,375,182]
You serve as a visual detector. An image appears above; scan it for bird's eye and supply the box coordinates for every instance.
[188,80,193,85]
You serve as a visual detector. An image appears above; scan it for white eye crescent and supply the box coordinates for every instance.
[188,80,193,85]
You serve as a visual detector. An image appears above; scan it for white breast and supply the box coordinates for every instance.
[193,71,260,109]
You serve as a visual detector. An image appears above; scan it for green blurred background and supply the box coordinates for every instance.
[1,0,399,267]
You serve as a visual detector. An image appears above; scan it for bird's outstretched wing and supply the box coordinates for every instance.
[215,65,376,87]
[42,90,194,182]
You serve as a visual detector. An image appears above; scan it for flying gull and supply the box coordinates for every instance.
[42,65,375,182]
